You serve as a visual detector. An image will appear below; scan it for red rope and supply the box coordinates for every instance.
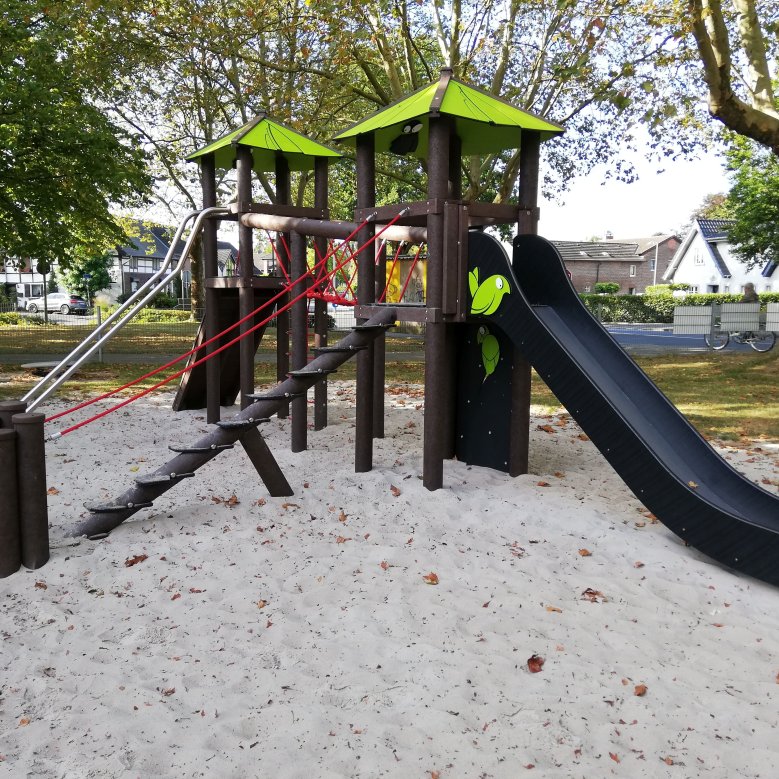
[48,211,407,438]
[47,217,375,425]
[266,231,291,284]
[398,245,424,302]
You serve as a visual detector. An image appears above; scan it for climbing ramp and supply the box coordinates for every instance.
[68,308,396,539]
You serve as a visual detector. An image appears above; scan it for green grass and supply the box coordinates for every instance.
[1,351,776,444]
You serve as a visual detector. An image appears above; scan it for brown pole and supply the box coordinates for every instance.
[0,400,27,428]
[236,145,255,409]
[0,428,21,578]
[372,240,387,439]
[13,412,49,570]
[290,230,308,452]
[511,130,541,476]
[423,115,450,490]
[201,153,221,424]
[313,157,329,431]
[355,133,376,472]
[275,156,291,419]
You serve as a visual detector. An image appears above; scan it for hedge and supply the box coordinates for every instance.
[0,312,45,326]
[581,292,779,323]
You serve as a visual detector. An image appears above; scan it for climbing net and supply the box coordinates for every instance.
[45,210,411,441]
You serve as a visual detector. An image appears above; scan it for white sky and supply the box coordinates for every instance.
[539,148,730,241]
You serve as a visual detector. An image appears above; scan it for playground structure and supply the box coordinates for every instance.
[1,69,778,587]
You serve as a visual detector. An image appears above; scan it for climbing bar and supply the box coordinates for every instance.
[239,212,426,244]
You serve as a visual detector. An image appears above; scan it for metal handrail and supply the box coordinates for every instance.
[24,206,229,411]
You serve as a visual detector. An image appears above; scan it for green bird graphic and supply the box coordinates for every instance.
[477,325,500,381]
[469,267,510,316]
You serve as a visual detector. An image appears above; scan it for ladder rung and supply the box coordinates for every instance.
[135,472,195,487]
[245,390,305,401]
[287,368,336,379]
[353,323,395,331]
[168,443,234,454]
[85,501,154,513]
[312,345,367,354]
[216,417,271,430]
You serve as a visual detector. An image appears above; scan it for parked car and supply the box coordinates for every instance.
[26,293,88,315]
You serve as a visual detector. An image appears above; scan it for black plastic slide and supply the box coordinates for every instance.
[470,231,779,586]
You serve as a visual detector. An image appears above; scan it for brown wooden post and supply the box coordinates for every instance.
[275,156,291,419]
[355,133,376,472]
[511,130,541,476]
[0,428,21,578]
[290,230,308,452]
[372,239,387,439]
[423,114,450,489]
[236,145,255,409]
[313,157,329,431]
[201,153,221,423]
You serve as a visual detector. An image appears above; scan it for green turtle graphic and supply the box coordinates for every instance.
[477,325,500,381]
[469,267,510,316]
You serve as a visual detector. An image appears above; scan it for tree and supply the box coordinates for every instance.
[721,136,779,269]
[691,192,732,220]
[55,254,114,301]
[0,1,151,267]
[686,1,779,154]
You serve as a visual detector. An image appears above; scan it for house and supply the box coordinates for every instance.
[108,224,239,302]
[1,258,57,309]
[663,218,775,294]
[552,233,680,294]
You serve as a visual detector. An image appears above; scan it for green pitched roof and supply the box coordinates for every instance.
[333,72,563,157]
[187,113,341,172]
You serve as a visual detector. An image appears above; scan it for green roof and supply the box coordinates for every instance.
[187,114,341,172]
[333,72,563,157]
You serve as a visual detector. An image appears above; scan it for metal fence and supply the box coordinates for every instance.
[1,301,776,363]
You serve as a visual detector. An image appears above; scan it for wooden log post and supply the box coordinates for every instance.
[355,133,376,472]
[0,428,21,578]
[236,145,256,409]
[290,230,308,452]
[372,239,387,439]
[313,157,329,431]
[511,130,541,476]
[201,153,221,424]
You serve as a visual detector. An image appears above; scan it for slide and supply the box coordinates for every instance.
[469,231,779,586]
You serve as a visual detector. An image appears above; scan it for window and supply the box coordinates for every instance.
[649,259,656,272]
[693,250,704,266]
[128,257,138,271]
[583,285,591,293]
[724,285,730,293]
[629,264,636,277]
[689,285,699,293]
[628,287,636,295]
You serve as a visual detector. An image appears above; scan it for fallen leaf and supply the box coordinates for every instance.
[47,487,60,495]
[609,752,620,763]
[578,548,592,557]
[338,510,348,523]
[429,772,440,779]
[662,756,674,765]
[525,765,535,770]
[34,581,47,590]
[422,572,439,585]
[527,654,545,673]
[336,536,351,544]
[18,717,30,727]
[124,554,148,567]
[634,684,648,696]
[537,481,550,487]
[189,588,204,594]
[537,424,555,433]
[634,561,645,568]
[688,481,698,489]
[712,623,725,628]
[257,600,267,609]
[280,501,299,510]
[379,561,390,571]
[171,593,181,601]
[545,605,562,613]
[390,485,401,497]
[162,687,175,697]
[581,588,605,602]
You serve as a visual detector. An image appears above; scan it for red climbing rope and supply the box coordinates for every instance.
[46,216,376,425]
[377,241,406,303]
[398,244,424,302]
[47,210,408,439]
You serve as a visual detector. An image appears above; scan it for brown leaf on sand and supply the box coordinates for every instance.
[161,687,175,697]
[537,424,555,433]
[578,548,592,557]
[537,481,550,487]
[634,684,648,696]
[34,581,48,590]
[124,554,148,567]
[422,572,439,585]
[609,752,620,763]
[280,501,299,510]
[662,757,674,765]
[390,485,401,497]
[335,536,351,544]
[545,605,562,613]
[634,561,645,568]
[338,510,348,523]
[47,487,60,495]
[18,717,30,727]
[581,587,606,602]
[379,561,390,571]
[527,654,545,673]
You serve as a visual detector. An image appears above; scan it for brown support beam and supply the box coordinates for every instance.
[313,158,329,431]
[201,153,221,424]
[423,115,451,490]
[511,130,541,476]
[275,156,291,419]
[373,240,387,439]
[355,133,376,472]
[236,146,255,409]
[240,427,293,497]
[290,231,308,452]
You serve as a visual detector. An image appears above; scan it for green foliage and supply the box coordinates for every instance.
[593,282,620,294]
[582,292,779,323]
[150,292,178,309]
[722,136,779,271]
[56,254,113,300]
[0,1,150,267]
[0,312,44,326]
[129,308,192,323]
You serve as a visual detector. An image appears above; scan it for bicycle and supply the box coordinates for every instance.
[704,329,776,352]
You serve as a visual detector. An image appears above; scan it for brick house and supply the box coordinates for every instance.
[552,234,680,294]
